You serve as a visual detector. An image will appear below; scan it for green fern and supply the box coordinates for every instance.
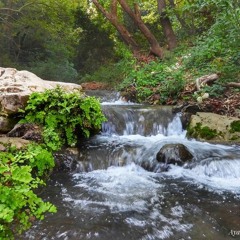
[20,86,106,150]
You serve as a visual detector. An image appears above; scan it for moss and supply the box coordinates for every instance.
[199,126,218,139]
[230,120,240,133]
[230,135,240,141]
[187,122,219,140]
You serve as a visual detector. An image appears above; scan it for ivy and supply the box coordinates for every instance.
[0,144,56,239]
[20,86,106,151]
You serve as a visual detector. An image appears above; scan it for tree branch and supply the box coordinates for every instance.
[227,82,240,88]
[196,74,219,91]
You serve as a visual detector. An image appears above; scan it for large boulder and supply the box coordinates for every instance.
[0,67,82,133]
[187,112,240,143]
[156,143,193,166]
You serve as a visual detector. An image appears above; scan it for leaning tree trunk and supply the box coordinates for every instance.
[168,0,190,33]
[118,0,164,59]
[157,0,177,50]
[92,0,141,57]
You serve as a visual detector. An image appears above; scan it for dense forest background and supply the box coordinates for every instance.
[0,0,239,102]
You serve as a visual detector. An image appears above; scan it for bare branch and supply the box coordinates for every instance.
[227,82,240,88]
[196,74,219,91]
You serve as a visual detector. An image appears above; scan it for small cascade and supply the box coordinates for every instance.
[24,90,240,240]
[101,104,183,136]
[84,90,121,103]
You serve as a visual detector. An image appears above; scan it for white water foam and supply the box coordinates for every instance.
[101,98,138,105]
[164,159,240,194]
[70,163,160,212]
[61,163,193,239]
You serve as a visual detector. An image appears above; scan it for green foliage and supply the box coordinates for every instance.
[20,87,106,151]
[0,0,79,80]
[230,121,240,133]
[74,7,115,75]
[27,59,78,83]
[80,57,135,87]
[0,143,56,239]
[119,60,185,104]
[182,0,240,83]
[197,83,226,98]
[187,123,219,140]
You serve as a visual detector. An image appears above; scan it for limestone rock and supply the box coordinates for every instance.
[156,143,193,166]
[187,112,240,143]
[0,67,82,134]
[0,67,82,115]
[0,137,30,151]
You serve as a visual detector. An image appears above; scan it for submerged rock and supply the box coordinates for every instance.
[54,148,80,172]
[156,143,193,166]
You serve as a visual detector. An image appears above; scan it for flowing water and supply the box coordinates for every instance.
[24,91,240,240]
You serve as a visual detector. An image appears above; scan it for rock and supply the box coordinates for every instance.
[187,112,240,143]
[0,67,82,115]
[156,143,193,166]
[0,116,18,133]
[0,67,82,134]
[54,148,80,172]
[0,137,30,151]
[7,123,42,142]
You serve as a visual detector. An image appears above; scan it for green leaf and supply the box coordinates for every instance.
[12,166,32,183]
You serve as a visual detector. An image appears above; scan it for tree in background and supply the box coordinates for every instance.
[0,0,79,81]
[74,6,116,74]
[92,0,165,59]
[157,0,177,50]
[0,0,239,84]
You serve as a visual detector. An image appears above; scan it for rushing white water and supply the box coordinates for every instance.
[24,93,240,240]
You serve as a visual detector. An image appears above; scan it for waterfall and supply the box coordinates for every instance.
[24,91,240,240]
[101,105,184,136]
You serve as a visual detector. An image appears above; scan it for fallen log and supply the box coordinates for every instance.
[227,82,240,88]
[196,73,219,91]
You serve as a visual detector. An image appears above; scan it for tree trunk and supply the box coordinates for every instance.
[92,0,141,57]
[168,0,190,32]
[117,0,164,59]
[157,0,177,50]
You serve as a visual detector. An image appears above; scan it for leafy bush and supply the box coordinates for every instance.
[28,59,78,83]
[183,0,240,83]
[20,87,106,151]
[0,144,56,240]
[119,61,185,104]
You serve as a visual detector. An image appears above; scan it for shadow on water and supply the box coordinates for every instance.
[23,91,240,240]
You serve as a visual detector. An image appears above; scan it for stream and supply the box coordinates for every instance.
[24,91,240,240]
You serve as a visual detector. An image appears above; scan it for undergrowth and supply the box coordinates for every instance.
[0,143,56,239]
[20,86,106,151]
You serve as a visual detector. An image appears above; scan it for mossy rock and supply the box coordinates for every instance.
[188,122,220,140]
[187,112,240,143]
[230,120,240,133]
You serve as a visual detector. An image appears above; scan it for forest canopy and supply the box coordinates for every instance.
[0,0,239,93]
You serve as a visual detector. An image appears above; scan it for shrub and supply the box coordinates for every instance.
[20,87,106,151]
[0,143,56,239]
[119,60,185,104]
